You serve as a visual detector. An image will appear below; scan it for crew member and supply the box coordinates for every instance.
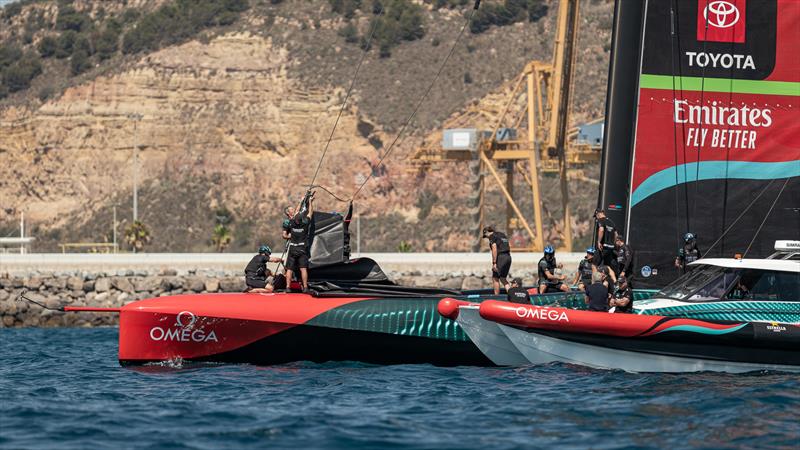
[609,275,633,313]
[675,232,701,273]
[585,271,609,312]
[506,278,530,304]
[283,190,315,292]
[614,235,634,278]
[572,247,595,292]
[244,245,283,292]
[594,208,617,267]
[483,226,512,295]
[538,245,569,294]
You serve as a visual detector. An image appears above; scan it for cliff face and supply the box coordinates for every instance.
[1,32,377,225]
[0,0,614,252]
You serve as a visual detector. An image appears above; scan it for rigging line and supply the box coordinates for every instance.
[691,0,712,225]
[309,184,350,203]
[743,178,789,258]
[704,178,776,256]
[351,0,481,201]
[307,4,385,191]
[669,2,682,248]
[672,2,691,233]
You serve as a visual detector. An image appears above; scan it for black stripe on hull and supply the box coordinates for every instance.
[527,329,800,367]
[122,324,494,367]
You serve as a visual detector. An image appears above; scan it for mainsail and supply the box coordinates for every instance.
[600,0,800,288]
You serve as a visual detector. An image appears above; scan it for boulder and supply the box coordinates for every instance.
[461,276,485,291]
[83,280,95,292]
[94,278,111,293]
[413,276,439,288]
[2,315,15,327]
[117,292,130,304]
[1,300,17,315]
[440,277,464,290]
[45,277,67,290]
[159,277,178,291]
[0,289,8,301]
[67,277,84,291]
[134,277,161,293]
[24,277,43,290]
[204,278,220,293]
[219,277,246,293]
[184,277,205,293]
[10,277,24,288]
[94,292,110,302]
[160,268,178,276]
[112,277,135,293]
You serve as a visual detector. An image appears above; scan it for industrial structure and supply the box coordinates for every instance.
[413,0,600,252]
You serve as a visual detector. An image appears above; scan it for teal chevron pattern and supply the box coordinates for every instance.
[637,301,800,324]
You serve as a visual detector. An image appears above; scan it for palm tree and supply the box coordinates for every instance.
[211,224,232,252]
[124,220,151,253]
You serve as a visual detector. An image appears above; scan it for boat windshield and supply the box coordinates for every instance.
[657,265,725,300]
[657,264,800,302]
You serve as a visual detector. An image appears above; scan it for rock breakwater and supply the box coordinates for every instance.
[0,268,555,328]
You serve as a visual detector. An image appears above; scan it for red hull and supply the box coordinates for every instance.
[119,293,367,363]
[476,300,747,337]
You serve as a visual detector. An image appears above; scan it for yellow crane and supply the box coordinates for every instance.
[412,0,598,252]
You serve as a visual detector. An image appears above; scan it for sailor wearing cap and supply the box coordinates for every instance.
[506,278,530,304]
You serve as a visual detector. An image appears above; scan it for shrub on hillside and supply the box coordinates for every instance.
[340,0,424,57]
[329,0,361,19]
[469,0,547,34]
[2,52,42,93]
[122,0,251,55]
[38,35,58,57]
[56,5,91,32]
[70,49,91,75]
[338,22,359,43]
[55,30,77,58]
[94,25,120,60]
[0,44,22,69]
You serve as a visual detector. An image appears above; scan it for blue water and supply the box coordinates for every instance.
[1,328,798,449]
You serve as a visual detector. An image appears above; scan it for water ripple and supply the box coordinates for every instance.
[1,328,798,449]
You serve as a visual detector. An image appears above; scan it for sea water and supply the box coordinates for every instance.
[1,328,798,449]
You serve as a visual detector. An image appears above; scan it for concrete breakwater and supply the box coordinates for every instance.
[0,267,568,328]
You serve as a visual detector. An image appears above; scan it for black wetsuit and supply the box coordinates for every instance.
[677,243,701,272]
[613,283,634,313]
[538,256,562,291]
[577,258,593,287]
[614,244,634,277]
[586,282,609,312]
[507,286,530,304]
[490,232,512,278]
[244,254,269,289]
[595,217,617,267]
[284,213,311,271]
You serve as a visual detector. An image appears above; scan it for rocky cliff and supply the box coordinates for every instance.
[0,0,614,252]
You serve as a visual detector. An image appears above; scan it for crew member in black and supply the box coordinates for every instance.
[593,208,617,267]
[483,226,512,295]
[282,191,315,292]
[572,247,596,292]
[585,271,610,312]
[609,275,633,313]
[614,235,634,279]
[244,245,283,292]
[675,232,701,273]
[506,278,530,304]
[538,245,569,294]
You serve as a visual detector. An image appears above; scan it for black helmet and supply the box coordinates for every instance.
[684,232,695,242]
